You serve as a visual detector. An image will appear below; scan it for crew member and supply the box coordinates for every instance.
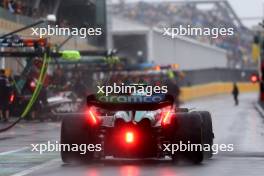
[166,78,180,107]
[232,82,239,106]
[0,69,11,122]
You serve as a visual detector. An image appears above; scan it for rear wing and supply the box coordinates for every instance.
[87,94,174,111]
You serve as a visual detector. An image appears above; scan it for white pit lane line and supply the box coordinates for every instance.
[0,147,29,156]
[10,158,60,176]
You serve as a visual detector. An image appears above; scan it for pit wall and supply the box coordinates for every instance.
[180,82,259,101]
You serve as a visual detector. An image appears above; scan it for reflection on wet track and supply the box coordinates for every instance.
[1,93,264,176]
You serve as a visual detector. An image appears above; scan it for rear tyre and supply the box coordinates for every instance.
[195,111,214,158]
[61,116,95,163]
[172,113,204,164]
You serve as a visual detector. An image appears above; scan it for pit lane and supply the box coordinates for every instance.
[1,93,264,176]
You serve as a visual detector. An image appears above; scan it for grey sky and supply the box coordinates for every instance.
[112,0,264,27]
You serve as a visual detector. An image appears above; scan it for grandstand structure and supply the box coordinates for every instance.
[112,0,254,69]
[161,0,244,28]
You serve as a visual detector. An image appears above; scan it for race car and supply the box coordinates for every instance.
[60,94,214,164]
[48,91,83,113]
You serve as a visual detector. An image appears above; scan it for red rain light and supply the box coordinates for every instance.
[250,74,258,83]
[9,94,15,103]
[125,131,134,144]
[30,81,36,89]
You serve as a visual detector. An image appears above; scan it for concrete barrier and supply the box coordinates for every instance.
[180,82,259,101]
[150,29,227,70]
